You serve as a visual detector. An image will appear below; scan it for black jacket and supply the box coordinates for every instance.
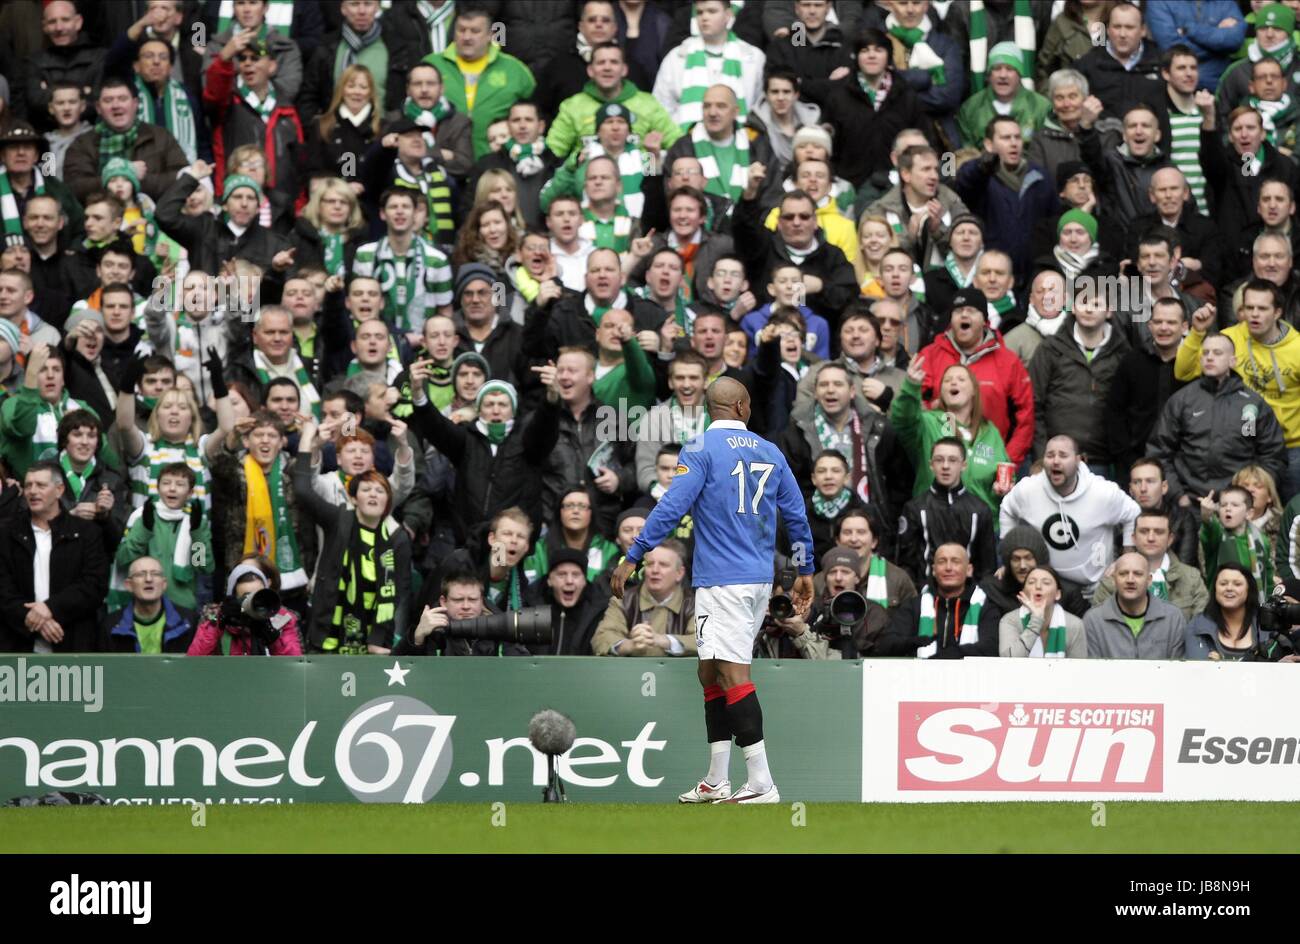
[28,247,86,331]
[898,482,998,585]
[56,452,130,557]
[524,290,667,364]
[979,570,1090,622]
[1125,207,1225,290]
[1201,131,1300,254]
[407,391,559,545]
[878,580,1000,658]
[18,35,104,132]
[733,195,859,322]
[801,68,929,189]
[0,509,109,652]
[764,23,854,83]
[1105,342,1186,475]
[304,107,379,183]
[453,311,526,388]
[1073,43,1166,124]
[155,173,291,275]
[523,580,610,655]
[1028,317,1132,463]
[1078,127,1172,231]
[292,453,413,652]
[287,215,360,276]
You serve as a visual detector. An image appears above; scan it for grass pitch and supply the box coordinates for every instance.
[4,801,1299,853]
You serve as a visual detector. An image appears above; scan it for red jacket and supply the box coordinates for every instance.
[203,56,304,208]
[917,330,1035,465]
[187,608,303,656]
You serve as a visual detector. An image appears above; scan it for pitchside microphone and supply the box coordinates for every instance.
[528,709,576,803]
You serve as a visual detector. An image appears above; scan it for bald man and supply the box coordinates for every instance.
[612,377,814,804]
[1082,552,1186,659]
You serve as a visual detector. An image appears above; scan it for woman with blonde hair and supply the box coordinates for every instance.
[473,168,527,234]
[892,357,1011,510]
[308,64,381,184]
[116,359,235,512]
[291,177,366,276]
[1233,464,1284,545]
[855,215,898,298]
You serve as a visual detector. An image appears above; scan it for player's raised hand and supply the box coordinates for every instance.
[791,574,814,618]
[610,557,637,598]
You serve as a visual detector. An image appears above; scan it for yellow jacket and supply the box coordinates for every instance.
[764,202,861,271]
[1175,322,1300,446]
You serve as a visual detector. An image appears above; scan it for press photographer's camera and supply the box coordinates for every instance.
[1258,596,1300,633]
[219,588,284,645]
[446,606,554,645]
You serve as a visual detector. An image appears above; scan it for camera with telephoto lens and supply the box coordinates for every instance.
[218,588,283,646]
[767,565,798,619]
[1255,593,1300,660]
[446,606,554,645]
[811,590,867,658]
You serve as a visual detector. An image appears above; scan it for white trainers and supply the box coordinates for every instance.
[678,779,732,803]
[715,783,781,804]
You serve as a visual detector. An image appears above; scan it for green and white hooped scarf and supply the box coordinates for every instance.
[579,205,633,252]
[0,163,43,247]
[585,141,647,219]
[944,250,980,289]
[1251,95,1299,148]
[129,436,207,510]
[506,138,547,176]
[253,349,322,420]
[885,13,946,86]
[1150,554,1169,601]
[1021,604,1068,657]
[137,75,197,163]
[677,32,749,130]
[918,586,986,658]
[668,394,710,443]
[989,291,1016,327]
[811,486,852,519]
[691,121,749,202]
[1249,34,1296,73]
[969,0,1036,93]
[236,78,277,122]
[321,230,345,276]
[405,96,453,150]
[863,554,889,608]
[59,452,95,503]
[217,0,293,35]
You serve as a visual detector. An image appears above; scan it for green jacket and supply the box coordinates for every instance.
[546,80,683,160]
[0,387,118,479]
[890,376,1010,513]
[112,506,214,612]
[425,44,536,159]
[593,339,656,412]
[1201,517,1273,598]
[957,85,1052,149]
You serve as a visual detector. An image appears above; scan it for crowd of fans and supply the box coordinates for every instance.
[2,0,1300,665]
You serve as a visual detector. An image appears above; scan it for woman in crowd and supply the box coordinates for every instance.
[999,565,1088,657]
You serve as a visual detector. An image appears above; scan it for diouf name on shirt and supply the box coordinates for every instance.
[726,435,760,449]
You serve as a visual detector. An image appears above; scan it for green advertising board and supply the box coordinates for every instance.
[0,657,862,804]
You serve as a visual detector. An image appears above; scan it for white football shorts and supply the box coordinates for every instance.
[694,582,773,665]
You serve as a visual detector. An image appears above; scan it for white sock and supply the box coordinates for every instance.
[741,740,773,793]
[706,740,731,785]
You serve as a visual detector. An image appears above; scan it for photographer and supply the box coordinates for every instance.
[524,547,610,655]
[1185,564,1300,662]
[394,571,523,657]
[756,549,871,661]
[187,564,301,656]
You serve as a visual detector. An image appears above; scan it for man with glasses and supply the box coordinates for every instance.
[734,178,857,318]
[101,556,197,653]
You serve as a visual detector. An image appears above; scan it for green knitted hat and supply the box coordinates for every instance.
[221,173,262,203]
[101,156,140,193]
[987,41,1025,77]
[1258,3,1296,34]
[1057,208,1098,243]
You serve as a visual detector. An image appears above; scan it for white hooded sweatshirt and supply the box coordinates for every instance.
[998,463,1141,592]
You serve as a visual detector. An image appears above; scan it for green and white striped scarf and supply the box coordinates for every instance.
[812,405,854,473]
[321,230,345,276]
[136,75,197,163]
[863,554,889,608]
[989,290,1015,326]
[1249,34,1296,73]
[585,141,646,219]
[918,586,985,658]
[217,0,293,35]
[1166,105,1206,212]
[668,394,710,443]
[236,78,277,122]
[59,451,95,503]
[506,137,547,176]
[944,250,980,289]
[579,205,633,252]
[1151,554,1169,601]
[1021,603,1068,657]
[129,436,207,510]
[253,348,322,420]
[1251,94,1299,149]
[811,486,852,519]
[691,121,749,202]
[678,32,749,130]
[418,1,456,55]
[0,163,42,247]
[969,0,1036,92]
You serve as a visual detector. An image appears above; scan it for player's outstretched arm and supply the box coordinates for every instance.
[626,445,710,567]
